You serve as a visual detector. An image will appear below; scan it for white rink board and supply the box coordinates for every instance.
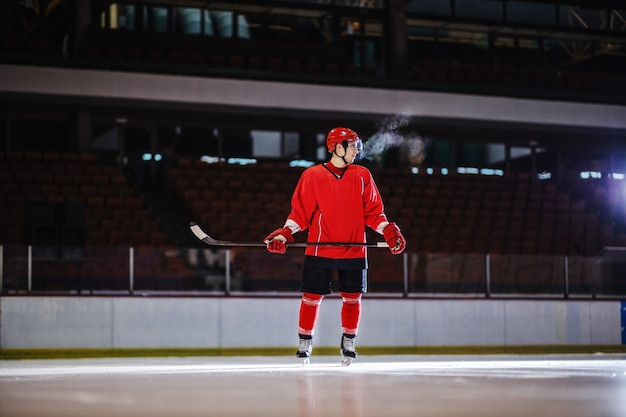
[0,297,621,349]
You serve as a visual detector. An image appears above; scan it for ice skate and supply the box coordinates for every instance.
[340,333,357,366]
[297,334,313,366]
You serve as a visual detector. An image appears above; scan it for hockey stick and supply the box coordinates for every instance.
[190,221,388,248]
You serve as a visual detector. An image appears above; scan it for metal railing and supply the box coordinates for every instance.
[1,244,624,297]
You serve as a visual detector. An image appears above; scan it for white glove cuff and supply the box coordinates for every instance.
[284,219,301,235]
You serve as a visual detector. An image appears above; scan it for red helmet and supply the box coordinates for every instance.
[326,127,360,152]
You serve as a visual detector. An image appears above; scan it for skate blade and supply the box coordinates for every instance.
[340,356,353,367]
[301,357,310,366]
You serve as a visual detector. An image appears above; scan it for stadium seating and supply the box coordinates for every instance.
[3,150,625,292]
[0,151,210,292]
[169,157,623,258]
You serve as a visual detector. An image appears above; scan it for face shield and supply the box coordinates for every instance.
[344,139,363,154]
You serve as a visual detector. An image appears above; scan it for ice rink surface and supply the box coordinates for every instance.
[1,354,626,417]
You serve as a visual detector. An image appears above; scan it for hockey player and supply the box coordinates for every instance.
[263,126,406,366]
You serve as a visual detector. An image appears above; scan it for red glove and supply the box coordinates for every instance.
[263,227,294,254]
[383,222,406,255]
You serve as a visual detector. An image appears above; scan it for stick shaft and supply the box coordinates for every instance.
[190,222,388,248]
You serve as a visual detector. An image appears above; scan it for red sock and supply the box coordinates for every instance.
[340,292,362,335]
[298,292,323,336]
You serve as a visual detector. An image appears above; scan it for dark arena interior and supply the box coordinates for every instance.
[1,1,626,416]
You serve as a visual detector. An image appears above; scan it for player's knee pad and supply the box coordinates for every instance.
[340,292,362,304]
[302,292,323,306]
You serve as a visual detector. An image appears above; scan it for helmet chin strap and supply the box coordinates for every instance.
[333,142,351,166]
[333,150,350,166]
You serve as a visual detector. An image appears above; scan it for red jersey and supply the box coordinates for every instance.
[286,163,388,263]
